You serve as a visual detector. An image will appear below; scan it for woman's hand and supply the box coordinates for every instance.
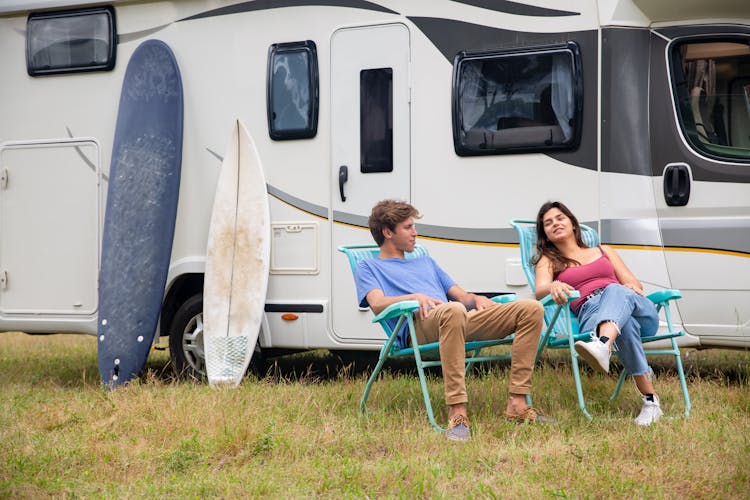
[550,280,573,305]
[622,282,645,296]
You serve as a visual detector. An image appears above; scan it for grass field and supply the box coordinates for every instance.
[1,331,748,498]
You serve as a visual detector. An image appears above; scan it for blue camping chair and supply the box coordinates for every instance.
[509,219,691,420]
[338,243,519,432]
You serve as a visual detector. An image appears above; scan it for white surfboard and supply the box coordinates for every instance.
[203,120,270,387]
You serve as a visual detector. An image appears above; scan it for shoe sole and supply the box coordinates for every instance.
[574,342,609,374]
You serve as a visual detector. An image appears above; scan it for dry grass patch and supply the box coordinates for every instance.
[1,332,748,497]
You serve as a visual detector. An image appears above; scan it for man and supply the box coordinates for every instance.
[355,200,547,441]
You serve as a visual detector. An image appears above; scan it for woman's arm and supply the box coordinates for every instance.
[601,245,644,295]
[534,255,573,304]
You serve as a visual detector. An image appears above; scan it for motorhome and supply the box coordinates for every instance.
[0,0,748,377]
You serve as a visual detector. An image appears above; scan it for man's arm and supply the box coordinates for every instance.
[446,285,495,311]
[366,288,444,320]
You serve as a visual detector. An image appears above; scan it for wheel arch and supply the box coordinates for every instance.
[160,272,204,338]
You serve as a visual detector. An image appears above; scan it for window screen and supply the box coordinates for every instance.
[267,40,319,140]
[27,7,116,76]
[670,39,750,162]
[360,68,393,173]
[452,42,582,156]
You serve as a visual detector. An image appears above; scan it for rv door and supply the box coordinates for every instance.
[650,29,750,347]
[330,23,411,343]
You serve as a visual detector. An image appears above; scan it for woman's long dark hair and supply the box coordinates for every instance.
[532,201,588,275]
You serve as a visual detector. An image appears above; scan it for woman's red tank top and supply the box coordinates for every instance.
[554,246,618,314]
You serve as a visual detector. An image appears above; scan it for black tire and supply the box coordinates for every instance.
[168,293,206,380]
[168,293,266,380]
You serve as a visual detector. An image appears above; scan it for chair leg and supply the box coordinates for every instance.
[360,334,399,415]
[568,337,594,420]
[410,333,443,432]
[611,368,628,401]
[672,339,692,417]
[360,351,388,415]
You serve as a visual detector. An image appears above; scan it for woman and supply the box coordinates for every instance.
[533,201,663,425]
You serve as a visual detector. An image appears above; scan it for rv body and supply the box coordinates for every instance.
[0,0,748,374]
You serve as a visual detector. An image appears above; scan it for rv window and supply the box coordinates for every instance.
[452,43,582,156]
[26,7,116,76]
[670,39,750,162]
[267,40,319,140]
[360,68,393,173]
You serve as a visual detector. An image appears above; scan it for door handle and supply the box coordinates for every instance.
[338,165,348,202]
[663,163,691,207]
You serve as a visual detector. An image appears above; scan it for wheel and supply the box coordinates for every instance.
[168,294,206,379]
[168,293,266,380]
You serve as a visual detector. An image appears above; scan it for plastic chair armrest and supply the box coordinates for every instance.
[491,294,517,304]
[646,289,682,303]
[371,300,420,323]
[539,290,580,307]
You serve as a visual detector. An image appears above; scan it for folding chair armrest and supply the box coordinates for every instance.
[371,300,420,323]
[646,289,682,303]
[539,290,580,307]
[491,293,517,304]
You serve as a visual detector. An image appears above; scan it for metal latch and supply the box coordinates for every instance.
[0,271,7,290]
[0,168,8,189]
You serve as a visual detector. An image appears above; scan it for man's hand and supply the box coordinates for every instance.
[473,294,494,311]
[412,293,444,319]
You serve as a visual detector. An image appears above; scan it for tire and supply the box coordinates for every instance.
[168,293,266,380]
[169,293,206,380]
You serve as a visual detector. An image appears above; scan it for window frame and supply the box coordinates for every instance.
[26,6,117,77]
[266,40,319,141]
[668,35,750,164]
[451,41,583,157]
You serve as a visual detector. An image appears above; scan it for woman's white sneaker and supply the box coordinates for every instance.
[574,337,610,374]
[634,395,663,426]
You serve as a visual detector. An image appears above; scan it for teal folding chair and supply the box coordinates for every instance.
[338,243,518,432]
[509,219,691,420]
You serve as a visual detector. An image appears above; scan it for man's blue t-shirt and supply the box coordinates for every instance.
[355,256,456,348]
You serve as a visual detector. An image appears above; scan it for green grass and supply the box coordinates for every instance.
[1,332,749,498]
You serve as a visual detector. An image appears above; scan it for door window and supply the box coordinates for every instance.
[670,39,750,162]
[360,68,393,172]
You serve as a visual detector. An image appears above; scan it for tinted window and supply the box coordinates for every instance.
[27,7,116,76]
[670,39,750,162]
[360,68,393,173]
[452,43,582,156]
[267,40,319,140]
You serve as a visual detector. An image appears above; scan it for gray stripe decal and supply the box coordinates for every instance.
[179,0,398,22]
[450,0,579,17]
[657,218,750,254]
[417,224,517,244]
[118,25,171,44]
[329,211,750,255]
[66,126,109,181]
[267,185,329,219]
[602,218,750,255]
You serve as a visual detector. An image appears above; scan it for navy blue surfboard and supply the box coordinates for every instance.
[98,39,183,386]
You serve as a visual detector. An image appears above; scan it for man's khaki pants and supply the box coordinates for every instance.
[414,299,543,406]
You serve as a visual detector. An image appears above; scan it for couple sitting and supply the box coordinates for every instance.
[356,200,664,441]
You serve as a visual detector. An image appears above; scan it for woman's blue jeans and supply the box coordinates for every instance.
[577,283,659,376]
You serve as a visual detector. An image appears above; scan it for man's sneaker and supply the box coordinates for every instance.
[446,414,470,442]
[574,337,610,374]
[634,395,663,426]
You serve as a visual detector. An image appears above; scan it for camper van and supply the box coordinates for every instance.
[0,0,748,377]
